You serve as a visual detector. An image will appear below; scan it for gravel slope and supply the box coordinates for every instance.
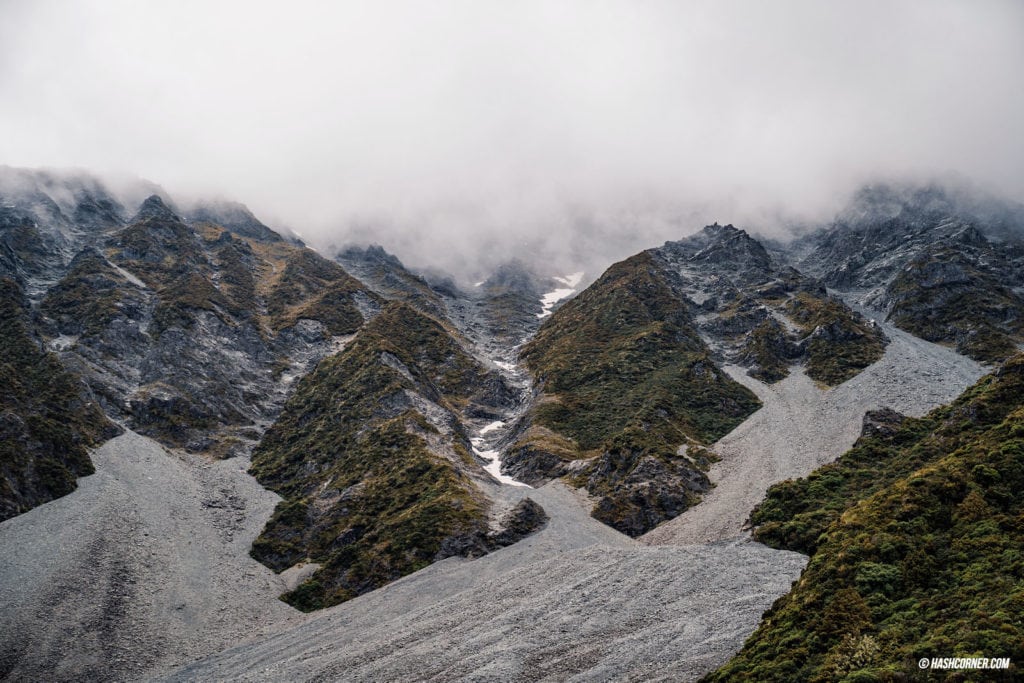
[641,318,985,546]
[0,430,300,682]
[164,483,807,683]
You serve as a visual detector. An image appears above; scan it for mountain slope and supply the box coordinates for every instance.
[0,169,392,516]
[655,224,886,385]
[507,225,884,536]
[510,250,761,535]
[708,355,1024,681]
[16,192,380,456]
[0,277,118,520]
[250,302,544,610]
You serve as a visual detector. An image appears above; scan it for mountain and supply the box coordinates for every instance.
[505,224,885,535]
[2,168,1021,681]
[0,168,554,613]
[39,193,380,456]
[793,183,1024,361]
[708,354,1024,681]
[0,169,382,481]
[250,302,544,609]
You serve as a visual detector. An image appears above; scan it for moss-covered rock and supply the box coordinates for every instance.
[265,248,370,336]
[785,292,887,386]
[0,277,119,521]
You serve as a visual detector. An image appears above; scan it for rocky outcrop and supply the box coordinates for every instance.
[655,224,886,385]
[859,408,907,440]
[0,277,120,520]
[791,183,1024,362]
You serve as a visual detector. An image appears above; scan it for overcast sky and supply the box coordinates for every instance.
[1,1,1022,276]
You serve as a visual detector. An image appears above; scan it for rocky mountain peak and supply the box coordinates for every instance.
[186,199,281,242]
[337,243,405,270]
[132,194,179,223]
[666,223,770,263]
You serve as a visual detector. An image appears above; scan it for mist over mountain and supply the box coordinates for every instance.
[2,1,1022,278]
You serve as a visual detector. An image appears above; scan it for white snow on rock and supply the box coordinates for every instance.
[47,334,79,352]
[471,420,531,488]
[537,271,584,319]
[493,360,518,373]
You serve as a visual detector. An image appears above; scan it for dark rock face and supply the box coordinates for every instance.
[502,443,575,488]
[654,224,885,386]
[486,498,548,548]
[587,453,709,537]
[860,408,907,440]
[883,241,1024,362]
[791,183,1024,362]
[131,194,179,223]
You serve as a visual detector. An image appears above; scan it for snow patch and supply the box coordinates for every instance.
[553,271,584,288]
[479,420,504,436]
[48,334,78,352]
[471,420,531,488]
[537,271,585,319]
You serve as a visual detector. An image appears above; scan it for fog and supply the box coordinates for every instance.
[2,1,1023,278]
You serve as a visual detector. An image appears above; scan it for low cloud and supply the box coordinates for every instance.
[2,1,1022,277]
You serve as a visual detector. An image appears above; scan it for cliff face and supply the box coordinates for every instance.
[792,183,1024,362]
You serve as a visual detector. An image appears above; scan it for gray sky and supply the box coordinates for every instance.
[2,0,1023,276]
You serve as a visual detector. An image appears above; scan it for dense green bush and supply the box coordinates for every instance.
[707,356,1024,681]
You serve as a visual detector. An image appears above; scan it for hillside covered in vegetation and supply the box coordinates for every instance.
[708,355,1024,681]
[511,251,762,535]
[0,277,118,520]
[250,302,542,610]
